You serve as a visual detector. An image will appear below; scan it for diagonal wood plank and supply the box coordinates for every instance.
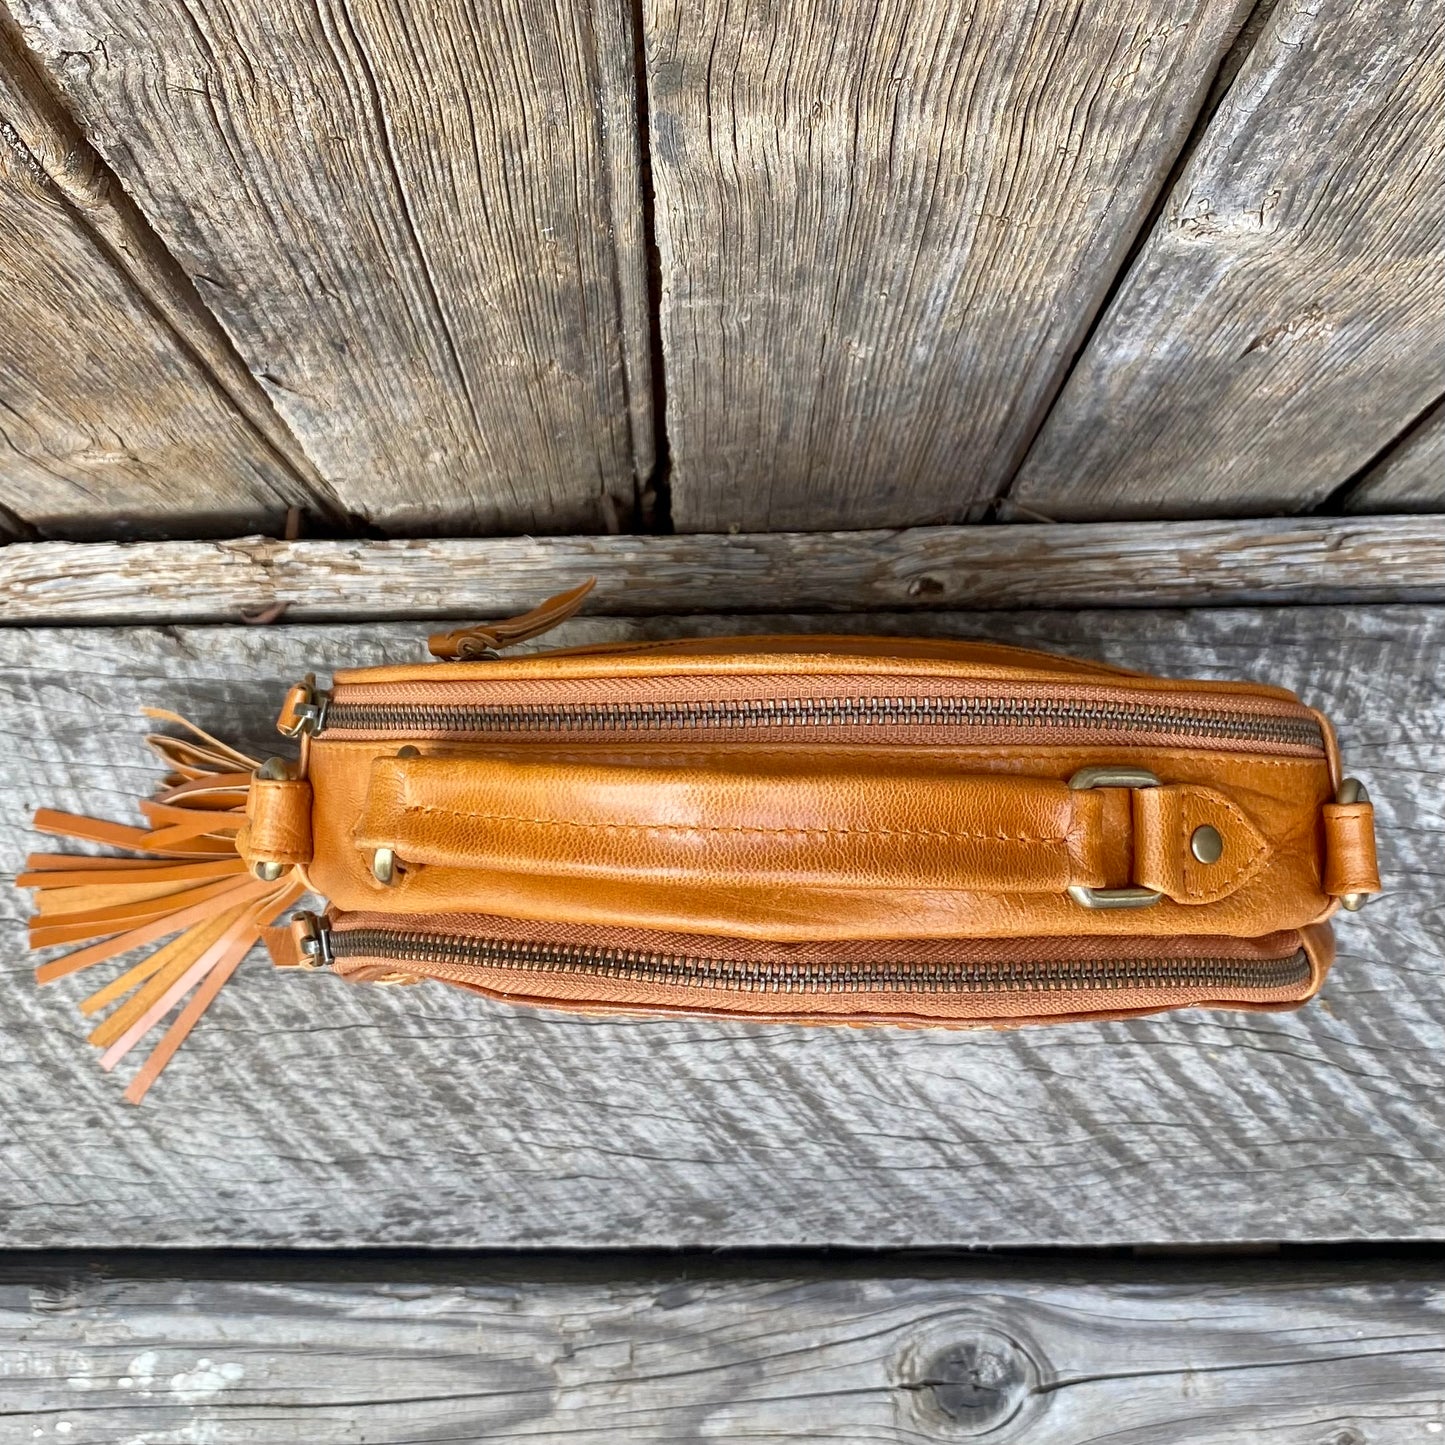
[0,606,1436,1249]
[7,515,1445,623]
[2,1254,1442,1442]
[10,0,653,533]
[645,0,1256,532]
[1011,0,1445,520]
[0,25,330,538]
[1347,399,1445,512]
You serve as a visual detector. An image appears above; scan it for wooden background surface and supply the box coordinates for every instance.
[1,0,1442,535]
[4,1252,1443,1442]
[3,0,1444,1435]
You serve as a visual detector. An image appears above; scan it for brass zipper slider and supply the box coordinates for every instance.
[427,578,597,661]
[293,911,334,969]
[277,675,331,737]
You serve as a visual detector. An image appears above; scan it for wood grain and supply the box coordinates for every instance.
[1348,399,1445,512]
[0,24,330,538]
[6,515,1445,623]
[645,0,1255,532]
[10,0,653,532]
[2,1254,1442,1442]
[1,605,1439,1249]
[1011,0,1445,519]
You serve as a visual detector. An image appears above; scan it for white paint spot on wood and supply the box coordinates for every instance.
[169,1359,244,1404]
[127,1351,158,1390]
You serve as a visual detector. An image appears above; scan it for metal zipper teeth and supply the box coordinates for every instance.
[320,695,1324,749]
[327,929,1312,995]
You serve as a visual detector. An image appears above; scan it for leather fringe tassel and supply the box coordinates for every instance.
[21,710,304,1104]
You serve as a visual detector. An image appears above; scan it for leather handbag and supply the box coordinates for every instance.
[22,581,1380,1102]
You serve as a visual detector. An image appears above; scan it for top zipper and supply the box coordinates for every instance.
[305,690,1324,751]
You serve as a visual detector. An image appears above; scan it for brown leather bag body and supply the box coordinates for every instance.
[24,585,1380,1102]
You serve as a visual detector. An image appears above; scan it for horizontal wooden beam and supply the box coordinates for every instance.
[3,1253,1441,1441]
[5,515,1445,624]
[2,607,1438,1249]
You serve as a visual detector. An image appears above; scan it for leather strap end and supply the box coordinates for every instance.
[262,921,306,969]
[428,578,597,660]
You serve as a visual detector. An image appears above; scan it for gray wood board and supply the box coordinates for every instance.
[11,514,1445,623]
[0,26,328,538]
[0,606,1438,1249]
[3,1254,1443,1442]
[1350,400,1445,512]
[10,0,652,532]
[646,0,1255,531]
[1011,0,1445,519]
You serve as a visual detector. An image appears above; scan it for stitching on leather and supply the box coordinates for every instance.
[399,802,1066,846]
[1177,790,1268,901]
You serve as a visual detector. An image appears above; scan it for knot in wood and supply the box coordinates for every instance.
[896,1318,1040,1439]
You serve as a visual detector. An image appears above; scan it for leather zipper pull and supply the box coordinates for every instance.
[427,578,597,661]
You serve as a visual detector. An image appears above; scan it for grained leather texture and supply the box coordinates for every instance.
[291,633,1372,973]
[1322,801,1381,898]
[350,754,1270,918]
[237,777,313,868]
[305,739,1338,940]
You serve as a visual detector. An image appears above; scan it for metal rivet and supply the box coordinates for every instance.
[372,847,397,885]
[1190,824,1224,865]
[254,860,286,881]
[397,745,421,759]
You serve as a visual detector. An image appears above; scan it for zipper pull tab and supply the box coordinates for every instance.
[278,910,333,969]
[276,674,331,737]
[427,578,597,661]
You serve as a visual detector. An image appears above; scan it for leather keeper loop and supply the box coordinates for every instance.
[1132,783,1272,905]
[1322,801,1380,899]
[238,776,314,869]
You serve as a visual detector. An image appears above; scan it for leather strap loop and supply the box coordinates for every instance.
[1133,783,1272,905]
[1322,801,1380,900]
[237,776,314,870]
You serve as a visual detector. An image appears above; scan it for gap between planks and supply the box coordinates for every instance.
[4,514,1445,624]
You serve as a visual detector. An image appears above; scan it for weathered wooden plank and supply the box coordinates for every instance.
[2,1254,1441,1442]
[646,0,1255,532]
[0,24,331,538]
[1011,0,1445,519]
[11,514,1445,623]
[0,605,1437,1248]
[1348,399,1445,512]
[10,0,652,532]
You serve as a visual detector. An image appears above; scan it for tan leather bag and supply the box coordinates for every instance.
[23,582,1380,1102]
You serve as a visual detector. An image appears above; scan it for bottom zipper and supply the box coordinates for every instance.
[298,912,1317,1024]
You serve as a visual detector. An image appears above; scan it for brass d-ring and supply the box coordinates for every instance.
[1066,765,1165,910]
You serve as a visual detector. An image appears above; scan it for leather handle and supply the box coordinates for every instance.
[354,753,1122,897]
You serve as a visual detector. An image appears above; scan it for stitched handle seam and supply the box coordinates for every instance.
[399,802,1065,847]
